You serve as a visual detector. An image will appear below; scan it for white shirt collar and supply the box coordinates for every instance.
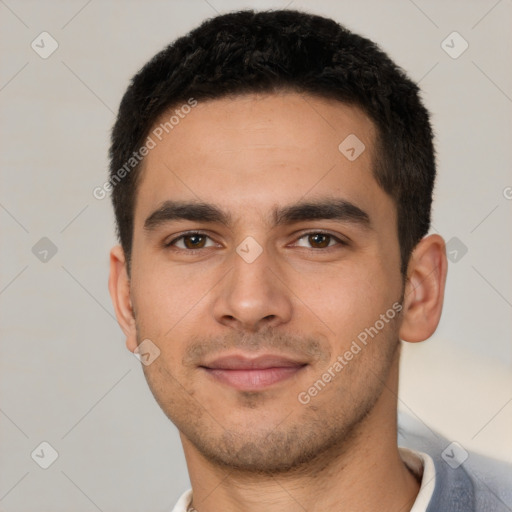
[171,488,192,512]
[171,448,436,512]
[399,447,436,512]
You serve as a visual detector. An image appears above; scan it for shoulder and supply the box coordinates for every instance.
[398,411,512,511]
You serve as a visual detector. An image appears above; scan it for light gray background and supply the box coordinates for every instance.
[1,0,511,510]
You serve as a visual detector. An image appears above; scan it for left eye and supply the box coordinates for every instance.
[295,233,343,249]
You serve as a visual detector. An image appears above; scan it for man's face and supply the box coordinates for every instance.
[128,92,404,472]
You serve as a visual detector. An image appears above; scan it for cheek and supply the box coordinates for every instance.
[295,260,400,344]
[130,258,215,340]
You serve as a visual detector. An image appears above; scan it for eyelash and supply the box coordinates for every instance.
[164,230,348,252]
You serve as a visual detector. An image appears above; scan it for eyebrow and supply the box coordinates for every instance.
[274,199,370,227]
[144,201,232,231]
[143,198,371,232]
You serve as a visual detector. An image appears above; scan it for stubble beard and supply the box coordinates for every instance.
[140,324,400,477]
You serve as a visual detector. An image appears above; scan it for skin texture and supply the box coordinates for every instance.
[109,92,447,512]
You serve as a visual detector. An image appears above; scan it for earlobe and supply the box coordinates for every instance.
[108,245,138,352]
[399,234,448,343]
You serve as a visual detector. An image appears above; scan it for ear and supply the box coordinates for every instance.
[108,245,138,353]
[399,234,448,343]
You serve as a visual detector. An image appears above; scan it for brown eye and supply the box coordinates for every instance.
[167,232,215,250]
[294,232,345,250]
[307,233,332,248]
[183,234,207,249]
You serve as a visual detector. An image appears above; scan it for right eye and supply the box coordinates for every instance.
[165,232,217,251]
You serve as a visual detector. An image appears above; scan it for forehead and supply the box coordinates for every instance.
[134,92,392,227]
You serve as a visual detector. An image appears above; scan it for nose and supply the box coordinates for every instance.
[212,246,293,332]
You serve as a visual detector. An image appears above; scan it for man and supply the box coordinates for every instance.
[107,9,511,512]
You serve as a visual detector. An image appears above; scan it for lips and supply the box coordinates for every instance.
[200,354,307,391]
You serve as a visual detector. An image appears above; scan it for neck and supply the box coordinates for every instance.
[182,355,420,512]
